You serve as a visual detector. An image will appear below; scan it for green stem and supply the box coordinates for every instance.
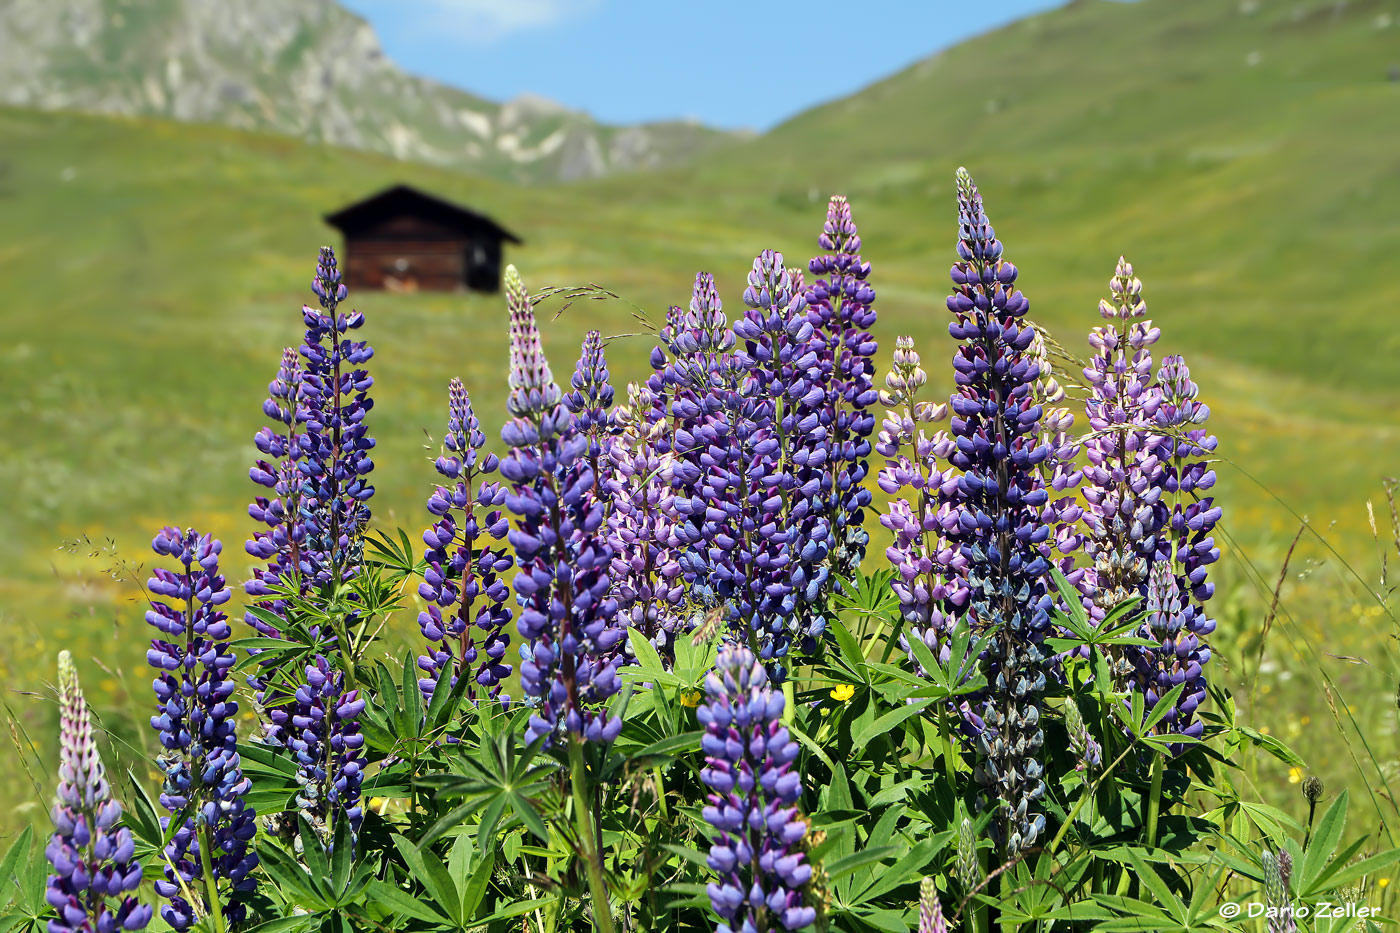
[569,739,615,933]
[935,703,959,789]
[652,766,669,821]
[1145,752,1164,849]
[198,823,229,933]
[1046,744,1136,858]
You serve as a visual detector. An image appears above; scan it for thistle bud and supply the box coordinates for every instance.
[1302,776,1324,804]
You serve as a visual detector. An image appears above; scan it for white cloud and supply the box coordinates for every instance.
[368,0,599,44]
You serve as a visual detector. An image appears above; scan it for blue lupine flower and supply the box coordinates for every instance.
[499,266,623,745]
[945,169,1055,854]
[805,197,880,585]
[145,528,258,931]
[418,377,514,701]
[698,644,816,933]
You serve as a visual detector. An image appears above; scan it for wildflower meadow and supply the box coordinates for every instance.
[7,168,1400,933]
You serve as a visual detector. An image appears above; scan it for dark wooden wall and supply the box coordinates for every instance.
[341,214,502,292]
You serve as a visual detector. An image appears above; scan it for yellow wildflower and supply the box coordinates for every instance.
[1288,767,1303,784]
[830,684,855,703]
[1380,878,1390,889]
[680,689,702,708]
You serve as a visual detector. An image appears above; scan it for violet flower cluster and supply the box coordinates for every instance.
[282,658,367,839]
[1081,258,1165,611]
[246,346,306,644]
[875,336,967,672]
[499,265,623,745]
[731,250,832,657]
[945,168,1055,854]
[418,377,513,701]
[804,196,880,585]
[1132,355,1220,743]
[241,249,374,843]
[46,651,152,933]
[145,528,258,931]
[655,275,740,626]
[606,381,685,658]
[698,645,815,933]
[297,246,376,586]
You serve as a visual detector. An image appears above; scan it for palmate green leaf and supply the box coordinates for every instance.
[844,907,911,933]
[366,880,452,926]
[391,833,460,924]
[462,898,552,929]
[1050,567,1091,631]
[825,846,900,882]
[0,827,32,901]
[850,699,931,753]
[852,836,947,904]
[628,628,668,676]
[241,916,322,933]
[257,841,328,907]
[828,617,868,682]
[120,768,166,850]
[626,730,703,764]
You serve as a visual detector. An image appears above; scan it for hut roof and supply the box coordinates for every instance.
[324,184,523,245]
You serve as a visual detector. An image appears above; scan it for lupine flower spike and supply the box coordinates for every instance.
[606,382,685,660]
[946,169,1054,854]
[919,877,949,933]
[418,377,513,701]
[1081,258,1164,613]
[1128,355,1219,745]
[877,335,966,673]
[805,196,880,587]
[46,651,152,933]
[699,644,816,933]
[146,528,258,931]
[500,265,624,744]
[298,246,376,588]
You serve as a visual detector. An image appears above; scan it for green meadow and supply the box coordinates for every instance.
[3,0,1400,844]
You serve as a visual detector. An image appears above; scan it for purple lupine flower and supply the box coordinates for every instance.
[282,658,366,840]
[1133,355,1219,743]
[145,528,258,931]
[918,878,948,933]
[607,382,686,660]
[805,196,879,585]
[564,330,616,445]
[1081,258,1165,612]
[698,644,815,933]
[499,265,624,745]
[657,277,738,621]
[1025,329,1086,594]
[246,347,306,642]
[46,651,152,933]
[418,378,514,701]
[731,249,831,657]
[945,169,1055,854]
[876,336,969,673]
[297,246,375,587]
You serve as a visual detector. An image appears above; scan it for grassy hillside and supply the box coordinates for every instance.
[3,0,1400,832]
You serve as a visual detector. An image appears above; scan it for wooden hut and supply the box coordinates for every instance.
[324,185,522,292]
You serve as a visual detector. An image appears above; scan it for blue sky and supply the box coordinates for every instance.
[341,0,1068,130]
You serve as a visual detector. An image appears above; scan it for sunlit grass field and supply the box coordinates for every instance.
[4,0,1400,853]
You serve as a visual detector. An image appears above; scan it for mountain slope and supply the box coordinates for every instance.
[0,0,744,182]
[650,0,1400,394]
